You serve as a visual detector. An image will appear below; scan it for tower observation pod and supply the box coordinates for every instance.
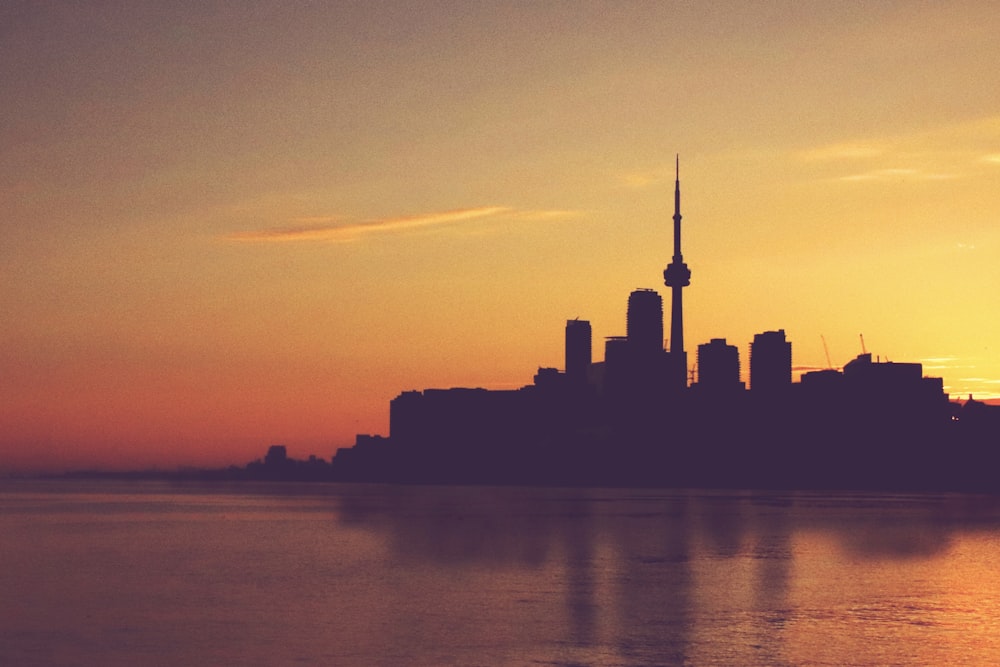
[663,155,691,389]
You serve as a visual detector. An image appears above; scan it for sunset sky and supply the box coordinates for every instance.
[3,1,999,472]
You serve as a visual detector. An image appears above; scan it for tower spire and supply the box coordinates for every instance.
[673,153,682,259]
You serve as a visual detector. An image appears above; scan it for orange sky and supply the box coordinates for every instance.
[2,2,999,472]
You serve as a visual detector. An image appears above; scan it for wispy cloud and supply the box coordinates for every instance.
[617,170,668,189]
[798,115,1000,183]
[798,141,886,162]
[837,168,958,182]
[227,206,510,243]
[921,356,960,371]
[507,209,583,222]
[615,162,683,190]
[920,356,960,364]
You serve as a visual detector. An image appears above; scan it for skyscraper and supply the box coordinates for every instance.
[697,338,742,391]
[565,319,592,383]
[626,288,664,355]
[750,329,792,393]
[663,155,691,389]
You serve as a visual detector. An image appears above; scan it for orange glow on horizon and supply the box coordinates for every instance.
[2,2,999,472]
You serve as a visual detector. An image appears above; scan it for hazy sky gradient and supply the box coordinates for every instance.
[3,1,999,471]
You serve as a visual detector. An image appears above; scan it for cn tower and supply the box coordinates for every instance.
[662,155,691,387]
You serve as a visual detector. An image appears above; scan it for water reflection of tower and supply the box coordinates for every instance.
[662,155,691,391]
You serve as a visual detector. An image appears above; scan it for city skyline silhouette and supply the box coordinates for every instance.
[3,3,1000,474]
[327,166,1000,492]
[6,7,1000,667]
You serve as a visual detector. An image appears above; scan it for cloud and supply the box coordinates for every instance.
[960,378,1000,385]
[798,115,1000,182]
[617,171,667,189]
[838,167,917,181]
[920,356,975,372]
[507,209,583,222]
[225,206,581,243]
[837,168,958,182]
[798,142,886,162]
[227,206,508,243]
[615,164,682,190]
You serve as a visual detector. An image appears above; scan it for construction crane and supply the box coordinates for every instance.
[860,333,867,355]
[821,335,833,370]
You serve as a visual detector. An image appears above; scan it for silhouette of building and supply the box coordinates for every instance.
[565,319,592,384]
[325,164,1000,493]
[697,338,742,391]
[841,353,949,413]
[662,155,691,390]
[602,335,631,397]
[264,444,288,466]
[750,329,792,393]
[600,290,670,399]
[627,289,664,355]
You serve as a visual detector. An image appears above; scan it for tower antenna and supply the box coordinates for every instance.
[674,154,680,235]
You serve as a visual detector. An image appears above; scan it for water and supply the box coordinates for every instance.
[3,480,1000,666]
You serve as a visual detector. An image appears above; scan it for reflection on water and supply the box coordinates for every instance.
[335,487,1000,666]
[3,481,1000,666]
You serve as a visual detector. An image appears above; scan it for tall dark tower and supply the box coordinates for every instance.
[565,319,592,384]
[663,155,691,389]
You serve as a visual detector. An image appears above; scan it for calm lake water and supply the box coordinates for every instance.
[3,480,1000,666]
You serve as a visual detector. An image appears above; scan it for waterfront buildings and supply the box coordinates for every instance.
[330,162,994,491]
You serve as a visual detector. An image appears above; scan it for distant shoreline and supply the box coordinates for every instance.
[11,462,1000,497]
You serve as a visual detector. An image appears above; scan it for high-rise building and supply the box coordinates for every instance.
[602,335,631,397]
[565,319,592,383]
[663,155,691,389]
[750,329,792,393]
[697,338,741,390]
[626,289,663,355]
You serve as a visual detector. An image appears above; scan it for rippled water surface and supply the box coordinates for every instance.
[3,480,1000,666]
